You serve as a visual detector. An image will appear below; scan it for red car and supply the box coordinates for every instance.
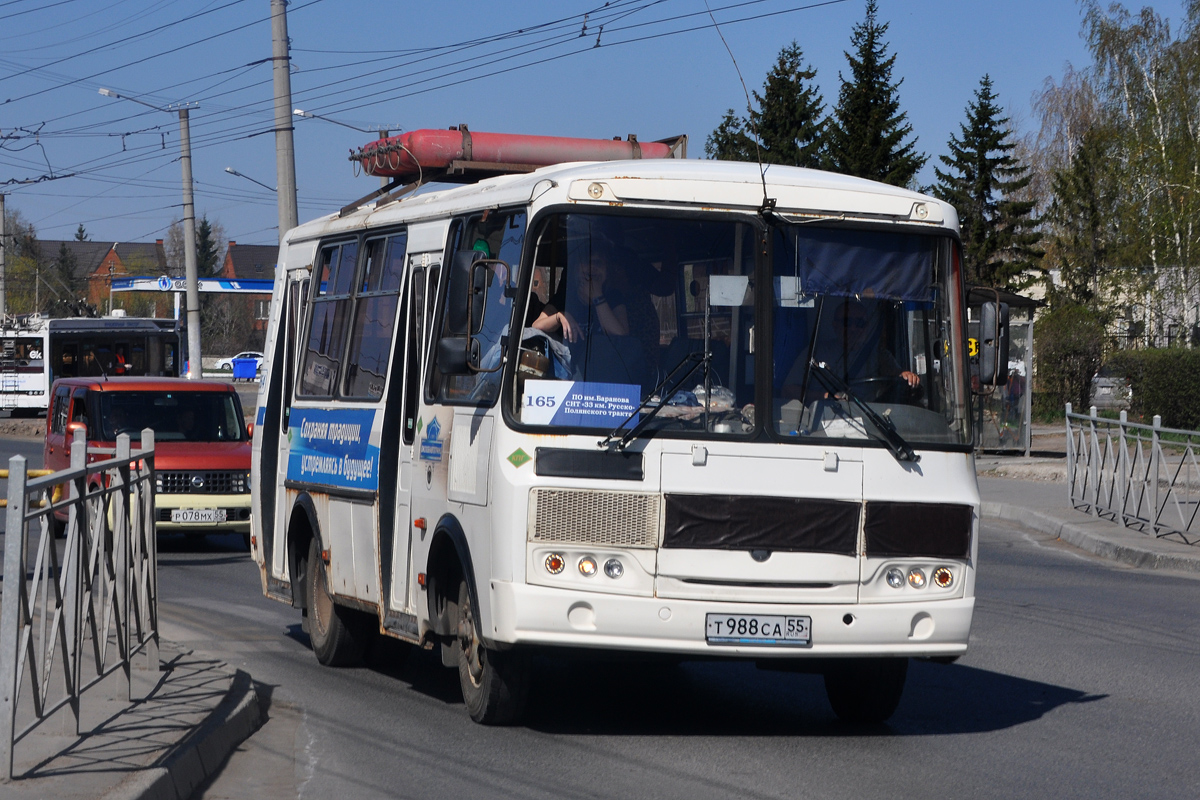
[45,377,253,546]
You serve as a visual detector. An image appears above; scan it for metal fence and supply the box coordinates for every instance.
[1066,403,1200,545]
[0,429,157,780]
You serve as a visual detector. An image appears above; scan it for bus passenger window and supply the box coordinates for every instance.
[344,233,407,399]
[300,242,358,397]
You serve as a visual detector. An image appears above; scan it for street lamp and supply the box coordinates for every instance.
[224,167,276,193]
[293,108,399,135]
[99,87,203,379]
[294,109,401,188]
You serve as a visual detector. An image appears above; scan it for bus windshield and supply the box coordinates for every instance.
[771,224,970,446]
[511,212,970,448]
[98,391,245,443]
[513,213,758,438]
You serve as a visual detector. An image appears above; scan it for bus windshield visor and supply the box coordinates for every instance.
[513,213,758,437]
[98,391,246,443]
[772,225,970,446]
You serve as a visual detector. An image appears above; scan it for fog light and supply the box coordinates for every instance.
[578,556,598,577]
[886,568,905,589]
[933,567,953,588]
[603,558,624,579]
[907,568,927,589]
[545,553,565,574]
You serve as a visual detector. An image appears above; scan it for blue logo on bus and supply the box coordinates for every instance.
[419,416,444,462]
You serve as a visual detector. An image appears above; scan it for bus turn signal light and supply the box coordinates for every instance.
[933,567,953,588]
[545,554,565,574]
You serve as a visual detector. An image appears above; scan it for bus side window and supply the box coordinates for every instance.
[299,242,358,397]
[343,232,407,400]
[428,210,526,405]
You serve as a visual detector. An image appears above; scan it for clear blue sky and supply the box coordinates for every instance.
[0,0,1187,248]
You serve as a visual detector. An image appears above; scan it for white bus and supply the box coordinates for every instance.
[252,144,999,725]
[0,314,180,415]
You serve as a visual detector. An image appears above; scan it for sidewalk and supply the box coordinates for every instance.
[1,641,260,800]
[976,456,1200,574]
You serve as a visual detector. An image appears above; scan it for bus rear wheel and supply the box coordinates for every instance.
[305,538,367,666]
[823,657,908,724]
[456,579,529,725]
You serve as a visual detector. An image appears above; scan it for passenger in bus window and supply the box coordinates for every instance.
[527,265,575,341]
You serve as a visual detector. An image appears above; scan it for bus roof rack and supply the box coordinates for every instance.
[338,126,687,217]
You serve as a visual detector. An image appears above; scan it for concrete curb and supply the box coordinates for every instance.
[981,501,1200,574]
[104,670,263,800]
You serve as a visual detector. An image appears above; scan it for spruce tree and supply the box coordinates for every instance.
[74,223,89,242]
[749,42,825,167]
[824,0,925,186]
[196,216,222,275]
[705,42,825,166]
[933,75,1042,288]
[1046,128,1114,306]
[704,109,756,161]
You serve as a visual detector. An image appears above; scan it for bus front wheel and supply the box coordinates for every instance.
[306,538,367,667]
[823,657,908,724]
[456,580,529,725]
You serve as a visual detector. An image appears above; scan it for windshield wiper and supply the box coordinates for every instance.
[807,362,920,463]
[599,351,706,451]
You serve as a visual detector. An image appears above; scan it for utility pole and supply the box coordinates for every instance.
[98,87,203,378]
[179,106,202,378]
[271,0,299,245]
[0,193,6,319]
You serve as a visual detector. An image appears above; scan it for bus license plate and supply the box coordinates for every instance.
[170,508,226,524]
[705,613,811,646]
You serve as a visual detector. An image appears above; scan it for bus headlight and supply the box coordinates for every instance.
[907,568,927,589]
[885,568,905,589]
[603,558,624,579]
[578,556,598,577]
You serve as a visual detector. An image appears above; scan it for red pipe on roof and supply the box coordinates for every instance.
[351,128,675,180]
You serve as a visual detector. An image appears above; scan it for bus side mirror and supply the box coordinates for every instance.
[979,301,1010,386]
[446,251,512,335]
[437,336,480,375]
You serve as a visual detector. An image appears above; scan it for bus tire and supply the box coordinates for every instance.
[305,538,366,667]
[456,579,528,725]
[823,657,908,724]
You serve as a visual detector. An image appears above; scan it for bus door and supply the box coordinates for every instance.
[379,253,438,635]
[262,274,308,598]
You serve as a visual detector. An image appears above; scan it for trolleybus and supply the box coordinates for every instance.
[251,130,1002,724]
[0,314,180,415]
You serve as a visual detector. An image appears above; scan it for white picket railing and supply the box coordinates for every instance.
[1066,403,1200,545]
[0,429,157,780]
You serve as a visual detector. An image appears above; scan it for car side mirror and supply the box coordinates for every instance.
[246,421,255,439]
[65,420,87,438]
[979,301,1010,386]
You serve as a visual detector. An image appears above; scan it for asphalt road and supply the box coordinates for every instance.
[4,435,1199,798]
[190,519,1199,798]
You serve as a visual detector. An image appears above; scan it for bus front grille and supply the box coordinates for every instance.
[528,488,659,549]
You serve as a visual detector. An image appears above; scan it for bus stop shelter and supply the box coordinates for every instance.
[968,287,1039,455]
